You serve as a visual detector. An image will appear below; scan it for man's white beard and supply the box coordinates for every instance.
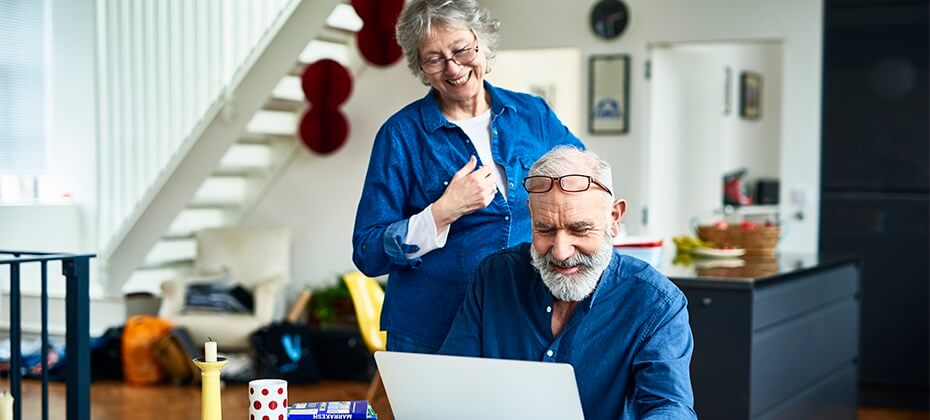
[530,234,614,302]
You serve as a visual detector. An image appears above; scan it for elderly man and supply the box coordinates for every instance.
[440,146,696,419]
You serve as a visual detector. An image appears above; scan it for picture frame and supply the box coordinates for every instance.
[739,71,762,120]
[589,54,630,134]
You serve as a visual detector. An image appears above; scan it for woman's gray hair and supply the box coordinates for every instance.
[395,0,501,85]
[529,146,615,200]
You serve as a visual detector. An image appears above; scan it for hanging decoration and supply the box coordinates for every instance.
[299,59,352,155]
[352,0,405,66]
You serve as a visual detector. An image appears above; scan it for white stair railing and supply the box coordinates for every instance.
[95,0,294,251]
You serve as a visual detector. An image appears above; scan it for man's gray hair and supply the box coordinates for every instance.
[395,0,500,85]
[529,146,614,199]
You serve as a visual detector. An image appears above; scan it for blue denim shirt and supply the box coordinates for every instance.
[441,243,697,420]
[352,82,583,348]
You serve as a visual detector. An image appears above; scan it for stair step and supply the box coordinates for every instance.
[326,3,362,33]
[165,208,231,238]
[191,175,251,206]
[220,143,275,169]
[264,97,306,113]
[272,75,304,102]
[212,166,268,177]
[185,202,242,210]
[238,132,295,144]
[161,232,195,241]
[299,39,353,66]
[314,29,354,46]
[143,238,196,266]
[246,110,298,136]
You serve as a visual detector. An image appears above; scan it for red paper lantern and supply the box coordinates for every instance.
[300,59,352,109]
[299,109,349,155]
[357,25,403,67]
[351,0,404,30]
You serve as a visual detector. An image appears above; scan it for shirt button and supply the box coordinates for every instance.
[504,216,510,221]
[546,350,554,357]
[546,306,552,313]
[443,181,449,186]
[492,130,498,135]
[508,181,514,188]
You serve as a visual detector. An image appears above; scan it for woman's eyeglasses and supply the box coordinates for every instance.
[419,38,479,75]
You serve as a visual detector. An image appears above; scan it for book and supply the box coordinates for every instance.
[287,400,377,419]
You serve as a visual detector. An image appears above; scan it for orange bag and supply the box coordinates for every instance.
[121,315,172,385]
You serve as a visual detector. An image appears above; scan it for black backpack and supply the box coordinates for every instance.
[249,322,321,383]
[90,326,124,381]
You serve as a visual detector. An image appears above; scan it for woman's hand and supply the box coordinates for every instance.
[432,156,497,230]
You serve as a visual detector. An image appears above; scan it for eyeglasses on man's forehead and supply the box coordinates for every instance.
[523,174,613,197]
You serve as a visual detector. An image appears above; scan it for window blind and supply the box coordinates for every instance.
[0,0,45,174]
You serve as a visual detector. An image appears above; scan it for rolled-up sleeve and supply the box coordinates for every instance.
[352,125,424,276]
[633,294,698,420]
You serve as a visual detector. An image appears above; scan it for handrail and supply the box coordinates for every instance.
[0,251,95,420]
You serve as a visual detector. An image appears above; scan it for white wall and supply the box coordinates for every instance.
[489,48,583,135]
[46,0,98,251]
[0,0,99,294]
[682,43,782,182]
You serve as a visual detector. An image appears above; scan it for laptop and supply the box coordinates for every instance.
[374,351,585,420]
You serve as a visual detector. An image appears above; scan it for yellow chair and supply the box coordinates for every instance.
[343,272,387,401]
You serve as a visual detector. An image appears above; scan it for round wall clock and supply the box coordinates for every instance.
[590,0,630,40]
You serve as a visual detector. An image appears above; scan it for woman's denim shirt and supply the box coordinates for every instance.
[352,81,583,347]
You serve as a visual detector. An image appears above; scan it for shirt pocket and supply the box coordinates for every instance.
[414,168,455,211]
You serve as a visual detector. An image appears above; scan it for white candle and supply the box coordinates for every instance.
[205,338,218,362]
[0,391,13,420]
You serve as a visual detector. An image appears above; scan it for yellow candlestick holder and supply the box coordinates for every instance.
[193,357,228,420]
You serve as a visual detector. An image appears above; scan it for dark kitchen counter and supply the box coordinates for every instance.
[657,249,859,290]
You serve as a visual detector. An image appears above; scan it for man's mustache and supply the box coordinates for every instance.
[546,252,595,269]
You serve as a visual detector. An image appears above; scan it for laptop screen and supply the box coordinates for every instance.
[374,351,585,420]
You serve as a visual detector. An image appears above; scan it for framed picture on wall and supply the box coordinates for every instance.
[740,71,762,120]
[589,54,630,134]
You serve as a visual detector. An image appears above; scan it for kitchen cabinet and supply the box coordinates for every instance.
[663,254,860,419]
[820,0,928,407]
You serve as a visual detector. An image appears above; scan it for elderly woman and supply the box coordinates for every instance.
[352,0,583,353]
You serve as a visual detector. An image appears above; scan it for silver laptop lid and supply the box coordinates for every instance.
[374,351,585,420]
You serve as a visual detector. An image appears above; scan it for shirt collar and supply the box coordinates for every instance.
[586,250,623,308]
[419,80,515,133]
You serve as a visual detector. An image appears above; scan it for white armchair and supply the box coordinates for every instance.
[159,227,290,350]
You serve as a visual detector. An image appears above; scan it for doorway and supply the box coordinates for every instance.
[644,40,784,240]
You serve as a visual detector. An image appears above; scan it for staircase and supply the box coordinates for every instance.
[99,1,366,295]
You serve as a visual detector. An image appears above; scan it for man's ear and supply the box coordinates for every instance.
[609,199,627,237]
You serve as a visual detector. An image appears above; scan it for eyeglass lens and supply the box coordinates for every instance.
[524,175,592,193]
[421,46,477,74]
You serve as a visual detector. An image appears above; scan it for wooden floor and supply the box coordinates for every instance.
[15,379,930,419]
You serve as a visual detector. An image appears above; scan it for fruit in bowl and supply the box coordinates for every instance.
[673,235,713,252]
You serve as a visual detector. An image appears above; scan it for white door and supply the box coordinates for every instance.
[645,46,726,240]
